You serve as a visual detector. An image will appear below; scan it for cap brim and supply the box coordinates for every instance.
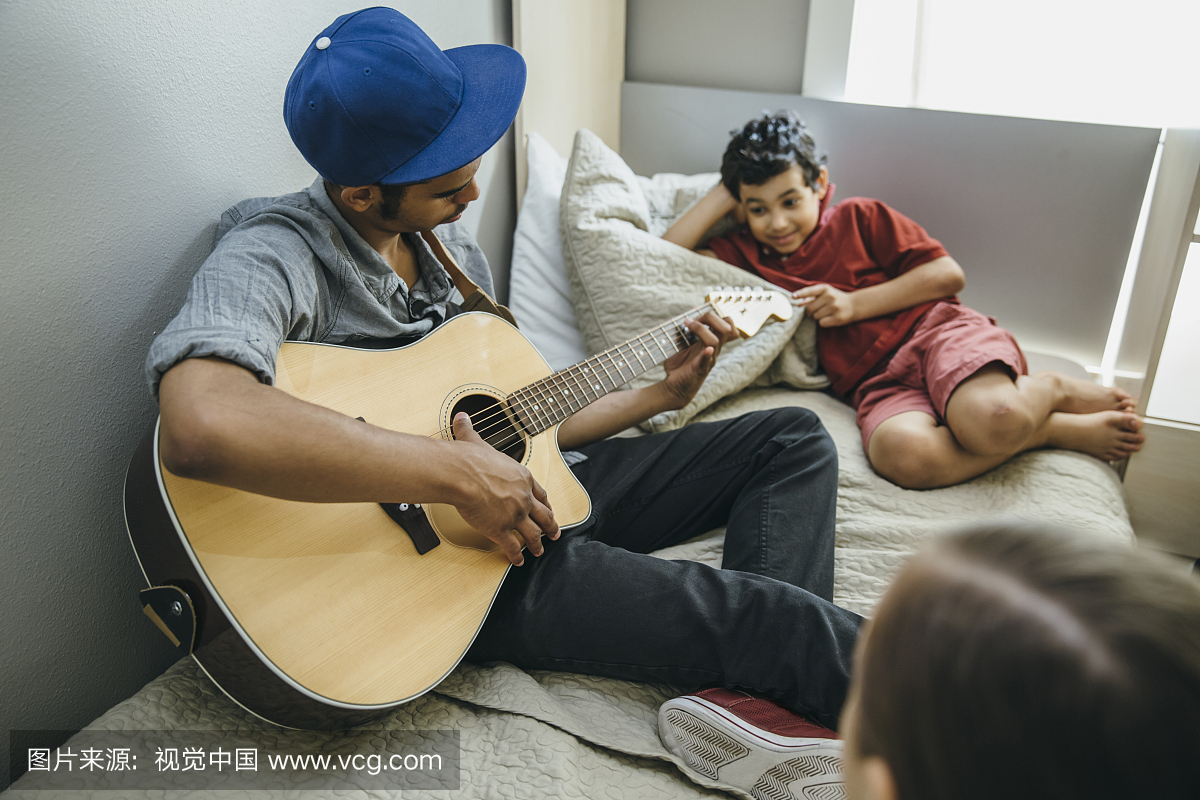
[378,44,526,184]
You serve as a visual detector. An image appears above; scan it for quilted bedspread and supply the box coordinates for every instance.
[6,384,1132,800]
[7,128,1134,800]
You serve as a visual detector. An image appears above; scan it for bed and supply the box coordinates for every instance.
[8,125,1137,800]
[8,1,1157,793]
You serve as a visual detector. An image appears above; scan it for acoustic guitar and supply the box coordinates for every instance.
[124,288,793,729]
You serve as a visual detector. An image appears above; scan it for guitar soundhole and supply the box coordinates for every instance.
[450,394,527,462]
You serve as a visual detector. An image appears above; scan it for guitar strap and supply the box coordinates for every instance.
[420,230,518,327]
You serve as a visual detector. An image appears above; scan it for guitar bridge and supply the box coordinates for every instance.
[354,416,442,555]
[379,502,441,555]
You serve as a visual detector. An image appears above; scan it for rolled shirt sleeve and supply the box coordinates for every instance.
[144,214,319,397]
[145,180,484,400]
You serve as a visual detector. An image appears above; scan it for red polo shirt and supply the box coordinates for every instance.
[705,187,951,396]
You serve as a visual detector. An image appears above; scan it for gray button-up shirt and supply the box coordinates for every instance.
[145,178,496,396]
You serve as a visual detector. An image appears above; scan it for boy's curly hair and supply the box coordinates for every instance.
[720,111,826,199]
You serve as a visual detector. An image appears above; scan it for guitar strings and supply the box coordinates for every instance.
[426,333,679,453]
[432,311,701,446]
[418,291,779,453]
[457,294,781,453]
[423,307,711,449]
[441,296,751,451]
[459,322,703,455]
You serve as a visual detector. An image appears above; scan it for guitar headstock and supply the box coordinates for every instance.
[705,287,794,338]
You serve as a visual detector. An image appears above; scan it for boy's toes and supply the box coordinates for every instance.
[1109,437,1142,458]
[1114,429,1144,456]
[1116,412,1142,432]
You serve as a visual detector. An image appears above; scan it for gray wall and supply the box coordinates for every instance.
[626,0,810,94]
[0,0,514,788]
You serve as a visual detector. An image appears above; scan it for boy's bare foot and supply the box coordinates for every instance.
[1044,410,1145,461]
[1038,371,1136,415]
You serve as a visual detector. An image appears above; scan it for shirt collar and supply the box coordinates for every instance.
[305,178,455,303]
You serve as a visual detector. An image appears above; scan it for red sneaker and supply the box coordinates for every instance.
[658,688,844,800]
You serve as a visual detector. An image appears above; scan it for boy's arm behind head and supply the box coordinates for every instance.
[660,183,740,252]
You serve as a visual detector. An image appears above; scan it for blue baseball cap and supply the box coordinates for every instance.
[284,7,526,187]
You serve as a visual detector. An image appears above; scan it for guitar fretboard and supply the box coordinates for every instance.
[505,304,714,435]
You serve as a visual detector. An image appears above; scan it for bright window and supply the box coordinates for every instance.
[843,0,921,107]
[845,0,1200,128]
[846,0,1199,415]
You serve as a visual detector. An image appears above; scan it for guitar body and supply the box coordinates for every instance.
[124,312,591,728]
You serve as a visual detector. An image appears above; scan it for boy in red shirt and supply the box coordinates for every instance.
[664,112,1144,488]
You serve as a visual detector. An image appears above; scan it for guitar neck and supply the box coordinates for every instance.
[506,303,714,435]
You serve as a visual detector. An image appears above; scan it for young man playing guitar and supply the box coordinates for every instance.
[147,9,861,797]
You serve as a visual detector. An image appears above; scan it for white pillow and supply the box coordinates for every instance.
[508,132,590,371]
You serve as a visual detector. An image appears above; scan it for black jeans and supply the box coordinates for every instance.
[467,407,862,728]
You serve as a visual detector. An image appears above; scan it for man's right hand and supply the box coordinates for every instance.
[159,359,559,566]
[449,412,559,565]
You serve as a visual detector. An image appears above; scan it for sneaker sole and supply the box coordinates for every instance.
[659,696,845,800]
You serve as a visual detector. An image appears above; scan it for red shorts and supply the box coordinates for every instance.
[852,302,1027,452]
